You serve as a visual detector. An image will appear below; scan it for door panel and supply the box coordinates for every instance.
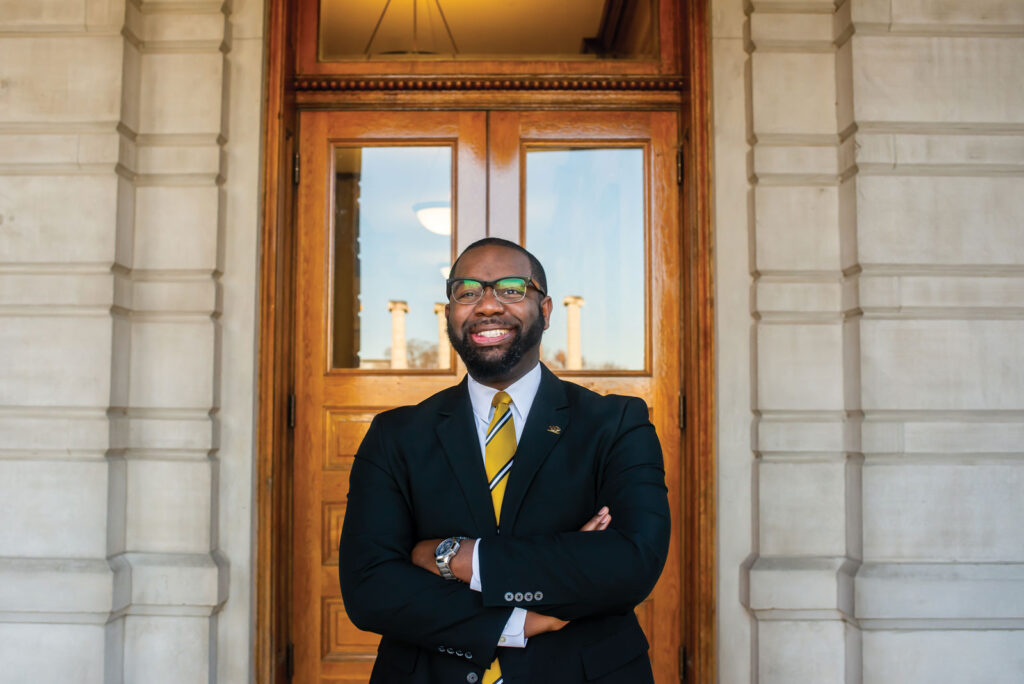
[293,109,680,682]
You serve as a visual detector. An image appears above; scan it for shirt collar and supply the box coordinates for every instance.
[466,362,543,424]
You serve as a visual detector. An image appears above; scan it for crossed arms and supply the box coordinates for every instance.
[338,397,670,667]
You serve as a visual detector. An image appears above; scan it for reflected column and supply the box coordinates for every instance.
[434,302,451,369]
[563,295,585,370]
[387,300,409,369]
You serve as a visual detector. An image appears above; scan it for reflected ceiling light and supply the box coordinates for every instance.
[414,201,452,236]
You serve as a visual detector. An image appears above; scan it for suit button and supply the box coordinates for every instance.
[535,591,543,600]
[447,647,454,654]
[498,636,506,644]
[524,592,533,601]
[514,592,524,602]
[456,650,463,656]
[466,651,473,659]
[467,674,479,683]
[438,646,445,653]
[504,592,514,601]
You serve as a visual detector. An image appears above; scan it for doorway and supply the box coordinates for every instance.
[291,109,681,682]
[257,1,715,681]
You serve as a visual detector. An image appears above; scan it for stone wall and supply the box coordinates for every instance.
[0,1,264,681]
[715,0,1024,681]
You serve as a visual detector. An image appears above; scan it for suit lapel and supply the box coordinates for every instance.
[435,379,498,534]
[500,365,569,530]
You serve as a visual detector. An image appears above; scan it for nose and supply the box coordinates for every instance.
[474,286,506,314]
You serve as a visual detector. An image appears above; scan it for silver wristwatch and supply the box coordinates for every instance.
[435,536,468,581]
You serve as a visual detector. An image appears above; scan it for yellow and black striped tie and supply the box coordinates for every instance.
[482,391,516,684]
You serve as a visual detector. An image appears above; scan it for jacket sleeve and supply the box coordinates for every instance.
[477,397,670,620]
[339,415,511,667]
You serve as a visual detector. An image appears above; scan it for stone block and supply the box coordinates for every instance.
[139,11,225,45]
[859,274,1024,312]
[0,36,122,123]
[758,417,851,454]
[0,557,112,616]
[751,12,833,45]
[754,144,841,178]
[0,175,118,264]
[0,316,112,407]
[230,0,266,40]
[135,143,221,177]
[850,0,892,25]
[852,36,1024,124]
[0,411,109,456]
[122,616,210,684]
[749,556,857,616]
[0,623,105,684]
[757,323,845,410]
[862,418,1024,456]
[892,0,1024,27]
[863,463,1024,562]
[0,460,108,558]
[863,630,1024,683]
[855,132,1024,169]
[110,552,224,612]
[129,278,218,315]
[138,52,224,135]
[856,562,1024,621]
[133,185,219,271]
[861,320,1024,410]
[0,272,112,308]
[857,176,1024,266]
[759,620,859,684]
[755,186,840,272]
[756,279,843,314]
[128,319,215,409]
[752,52,837,136]
[124,459,212,553]
[110,412,216,453]
[760,460,850,556]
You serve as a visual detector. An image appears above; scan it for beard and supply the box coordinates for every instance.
[447,303,545,382]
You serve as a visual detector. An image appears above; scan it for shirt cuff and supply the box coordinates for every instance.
[497,608,528,648]
[469,538,482,592]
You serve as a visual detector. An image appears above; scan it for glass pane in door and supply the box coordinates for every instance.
[331,145,453,370]
[525,147,646,371]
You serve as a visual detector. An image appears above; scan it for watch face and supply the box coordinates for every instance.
[436,539,456,559]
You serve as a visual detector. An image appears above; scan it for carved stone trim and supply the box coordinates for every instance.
[292,76,686,92]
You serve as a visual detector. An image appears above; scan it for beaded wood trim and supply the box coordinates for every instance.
[292,76,686,92]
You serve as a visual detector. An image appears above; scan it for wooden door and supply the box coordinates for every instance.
[293,109,681,682]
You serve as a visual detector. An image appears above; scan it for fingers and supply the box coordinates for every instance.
[579,506,611,532]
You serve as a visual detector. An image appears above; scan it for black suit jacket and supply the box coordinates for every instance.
[339,365,670,683]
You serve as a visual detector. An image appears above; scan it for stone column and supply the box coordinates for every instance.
[388,300,410,369]
[745,4,862,682]
[563,296,585,370]
[434,303,451,369]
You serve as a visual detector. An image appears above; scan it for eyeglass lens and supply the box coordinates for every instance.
[451,278,529,304]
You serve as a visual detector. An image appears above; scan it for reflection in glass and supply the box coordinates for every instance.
[332,146,452,369]
[525,147,645,371]
[319,0,658,61]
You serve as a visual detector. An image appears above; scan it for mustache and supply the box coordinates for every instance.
[463,318,520,333]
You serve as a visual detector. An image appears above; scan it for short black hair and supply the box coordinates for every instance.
[450,237,548,294]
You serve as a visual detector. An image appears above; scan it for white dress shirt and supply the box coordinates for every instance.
[465,362,543,648]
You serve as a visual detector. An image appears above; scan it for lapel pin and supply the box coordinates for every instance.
[547,425,562,435]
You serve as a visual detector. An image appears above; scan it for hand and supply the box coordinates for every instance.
[524,610,569,637]
[579,505,611,532]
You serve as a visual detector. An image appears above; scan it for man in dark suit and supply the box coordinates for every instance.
[339,238,670,683]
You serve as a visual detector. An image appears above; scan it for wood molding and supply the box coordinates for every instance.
[292,76,687,92]
[682,0,717,681]
[255,0,294,682]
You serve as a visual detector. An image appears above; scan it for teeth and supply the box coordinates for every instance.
[476,329,509,338]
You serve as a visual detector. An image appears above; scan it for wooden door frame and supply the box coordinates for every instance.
[255,0,715,681]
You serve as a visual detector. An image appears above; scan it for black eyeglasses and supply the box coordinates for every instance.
[446,276,547,305]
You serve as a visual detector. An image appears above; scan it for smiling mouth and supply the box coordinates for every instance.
[470,328,512,346]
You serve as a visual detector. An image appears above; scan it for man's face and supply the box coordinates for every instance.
[445,245,552,388]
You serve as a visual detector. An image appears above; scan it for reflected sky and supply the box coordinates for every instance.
[354,146,451,363]
[526,148,645,370]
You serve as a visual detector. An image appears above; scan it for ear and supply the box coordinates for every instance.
[540,296,553,330]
